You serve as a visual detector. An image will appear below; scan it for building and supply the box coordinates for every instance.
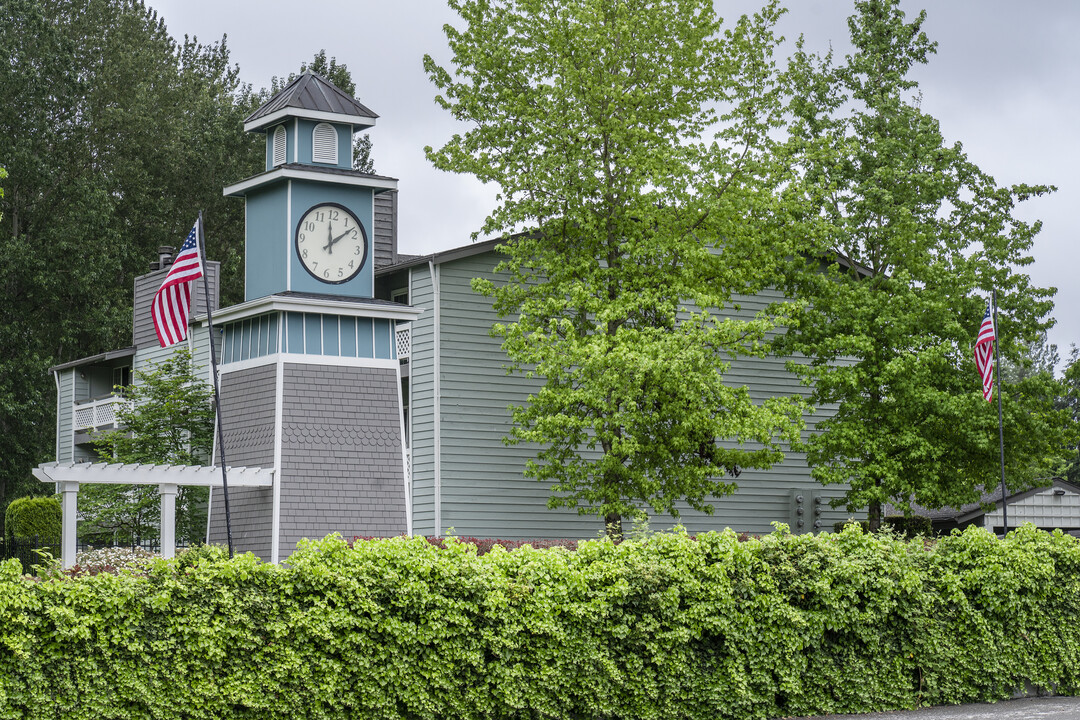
[900,479,1080,537]
[46,73,854,563]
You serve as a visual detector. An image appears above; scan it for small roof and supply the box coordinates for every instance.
[245,72,378,132]
[890,478,1080,524]
[50,347,136,373]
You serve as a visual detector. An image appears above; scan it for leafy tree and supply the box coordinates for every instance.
[1059,346,1080,485]
[426,0,808,537]
[778,0,1071,528]
[88,349,215,546]
[260,50,375,173]
[0,0,258,528]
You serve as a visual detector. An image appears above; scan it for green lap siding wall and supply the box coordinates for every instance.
[409,249,853,539]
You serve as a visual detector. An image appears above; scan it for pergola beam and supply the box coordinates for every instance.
[33,462,274,568]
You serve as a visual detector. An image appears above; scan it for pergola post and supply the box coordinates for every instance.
[159,483,178,559]
[60,481,79,569]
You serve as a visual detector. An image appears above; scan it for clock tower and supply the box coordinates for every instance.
[206,73,419,562]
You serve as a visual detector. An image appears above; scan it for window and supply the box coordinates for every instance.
[312,123,337,164]
[272,125,286,166]
[112,366,132,394]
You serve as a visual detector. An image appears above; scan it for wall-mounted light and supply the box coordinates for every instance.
[1053,488,1067,496]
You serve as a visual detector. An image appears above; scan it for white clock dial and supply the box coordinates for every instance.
[295,203,368,284]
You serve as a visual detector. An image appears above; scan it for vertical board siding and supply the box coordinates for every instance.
[208,364,277,561]
[56,369,75,463]
[372,190,397,268]
[408,265,437,535]
[277,363,407,552]
[434,252,847,539]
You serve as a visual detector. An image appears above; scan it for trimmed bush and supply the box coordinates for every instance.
[1,524,1078,719]
[3,496,61,546]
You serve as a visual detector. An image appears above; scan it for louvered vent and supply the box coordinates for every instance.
[313,123,337,164]
[272,125,286,166]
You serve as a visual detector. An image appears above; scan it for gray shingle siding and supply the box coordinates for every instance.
[277,363,407,549]
[208,364,276,560]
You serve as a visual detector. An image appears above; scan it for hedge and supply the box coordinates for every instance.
[1,524,1079,719]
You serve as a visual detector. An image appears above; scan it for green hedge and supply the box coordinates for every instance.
[1,524,1079,719]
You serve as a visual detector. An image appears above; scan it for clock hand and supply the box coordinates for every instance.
[324,223,335,254]
[329,227,353,246]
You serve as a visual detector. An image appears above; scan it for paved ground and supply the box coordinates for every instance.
[791,696,1080,719]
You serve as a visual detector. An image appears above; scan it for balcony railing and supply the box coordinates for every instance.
[395,324,411,363]
[73,396,128,431]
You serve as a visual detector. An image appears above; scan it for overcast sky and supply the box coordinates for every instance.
[145,0,1080,361]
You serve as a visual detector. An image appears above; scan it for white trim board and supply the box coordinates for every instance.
[197,294,421,326]
[219,353,399,375]
[224,167,397,197]
[34,462,274,487]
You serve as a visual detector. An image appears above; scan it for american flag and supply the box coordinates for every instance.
[152,219,204,348]
[974,303,996,402]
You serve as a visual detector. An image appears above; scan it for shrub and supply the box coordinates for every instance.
[4,496,61,546]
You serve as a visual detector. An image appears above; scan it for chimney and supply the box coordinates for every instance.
[151,246,175,271]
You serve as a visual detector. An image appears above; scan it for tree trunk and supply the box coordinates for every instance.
[604,512,623,542]
[868,500,882,532]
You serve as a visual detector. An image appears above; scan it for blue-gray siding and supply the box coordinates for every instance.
[424,251,853,538]
[408,265,438,535]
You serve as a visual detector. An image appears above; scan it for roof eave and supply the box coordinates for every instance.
[223,167,398,197]
[244,107,377,133]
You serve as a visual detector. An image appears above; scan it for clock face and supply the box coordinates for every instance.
[294,203,368,284]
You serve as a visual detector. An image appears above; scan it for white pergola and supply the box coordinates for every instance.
[33,462,274,568]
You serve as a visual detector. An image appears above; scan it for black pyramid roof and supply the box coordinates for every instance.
[244,72,378,130]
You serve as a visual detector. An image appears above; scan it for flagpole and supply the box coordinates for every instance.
[198,211,235,557]
[992,289,1008,536]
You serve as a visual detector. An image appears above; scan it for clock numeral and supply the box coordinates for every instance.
[302,249,308,258]
[353,246,362,255]
[348,260,354,269]
[329,210,340,221]
[299,233,305,243]
[315,211,324,222]
[351,229,358,239]
[312,261,318,270]
[337,268,344,278]
[324,268,330,278]
[304,221,315,232]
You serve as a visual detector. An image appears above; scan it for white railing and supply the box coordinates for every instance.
[395,324,411,363]
[73,396,128,431]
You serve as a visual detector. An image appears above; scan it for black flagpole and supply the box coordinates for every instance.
[992,289,1009,537]
[198,211,234,557]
